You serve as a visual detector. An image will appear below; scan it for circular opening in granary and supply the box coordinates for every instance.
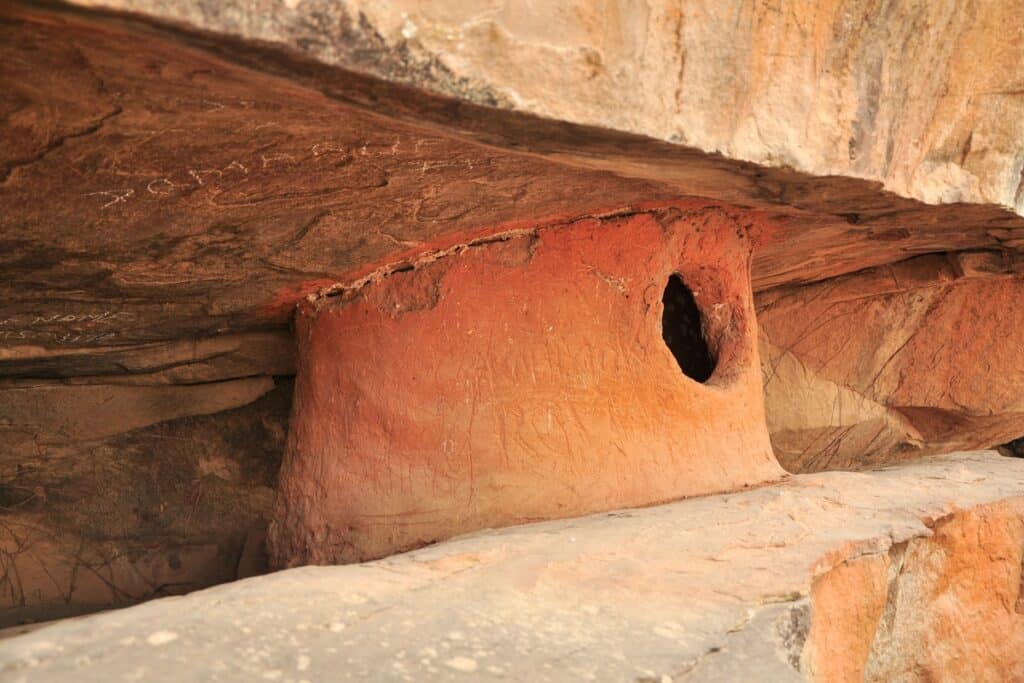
[661,274,716,383]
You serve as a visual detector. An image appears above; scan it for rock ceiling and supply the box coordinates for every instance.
[3,2,1022,354]
[71,0,1024,215]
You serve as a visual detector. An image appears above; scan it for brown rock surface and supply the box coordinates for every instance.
[803,555,889,682]
[806,499,1024,681]
[759,252,1024,472]
[1,1,1021,349]
[71,0,1024,216]
[1,0,1024,624]
[0,330,295,621]
[0,381,291,626]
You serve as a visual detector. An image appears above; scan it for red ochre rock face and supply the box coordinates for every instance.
[268,206,784,566]
[759,251,1024,472]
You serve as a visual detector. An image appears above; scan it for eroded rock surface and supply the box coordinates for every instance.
[759,251,1024,472]
[809,499,1024,681]
[72,0,1024,216]
[2,0,1021,350]
[3,0,1024,625]
[0,328,295,623]
[271,206,781,565]
[2,452,1023,681]
[0,380,291,626]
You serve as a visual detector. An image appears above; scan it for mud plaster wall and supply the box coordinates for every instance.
[269,207,782,566]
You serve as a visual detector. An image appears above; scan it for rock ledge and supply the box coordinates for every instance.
[2,451,1023,681]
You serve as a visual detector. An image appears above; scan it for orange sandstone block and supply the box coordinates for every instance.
[269,208,783,565]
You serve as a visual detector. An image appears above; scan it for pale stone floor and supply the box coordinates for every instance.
[1,452,1022,682]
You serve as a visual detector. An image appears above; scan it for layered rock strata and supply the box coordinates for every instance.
[2,1,1024,618]
[759,251,1024,471]
[0,335,293,625]
[71,0,1024,216]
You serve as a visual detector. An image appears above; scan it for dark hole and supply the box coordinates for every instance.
[661,274,716,383]
[1001,436,1024,458]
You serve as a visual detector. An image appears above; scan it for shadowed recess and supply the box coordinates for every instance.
[661,274,715,383]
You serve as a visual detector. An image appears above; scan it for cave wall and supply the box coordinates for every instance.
[759,250,1024,471]
[0,332,292,625]
[2,0,1024,630]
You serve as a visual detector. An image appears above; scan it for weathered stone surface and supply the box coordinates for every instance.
[0,377,275,445]
[807,497,1024,681]
[0,380,291,626]
[0,2,647,347]
[759,252,1024,472]
[0,331,295,381]
[0,333,295,622]
[72,0,1024,216]
[271,206,781,565]
[2,452,1023,681]
[2,2,1022,352]
[2,4,1024,643]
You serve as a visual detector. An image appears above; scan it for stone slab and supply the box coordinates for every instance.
[2,451,1022,681]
